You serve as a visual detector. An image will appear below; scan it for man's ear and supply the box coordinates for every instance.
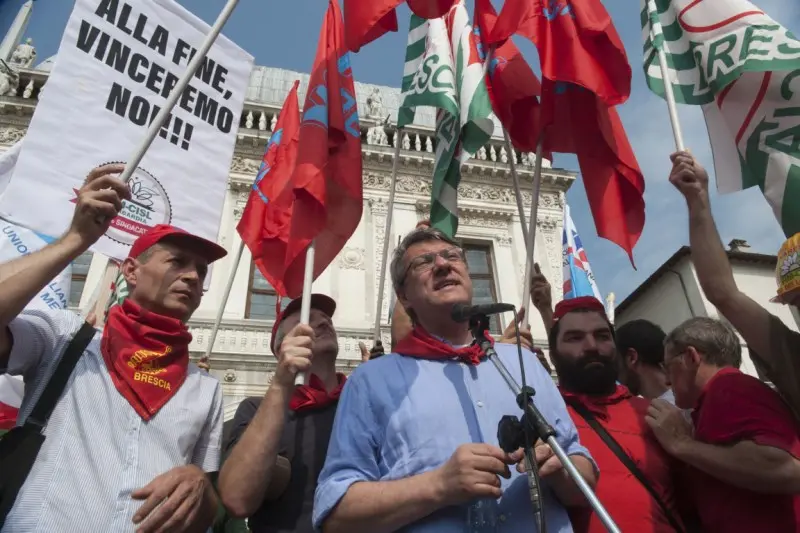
[120,257,137,288]
[625,347,639,369]
[685,346,702,369]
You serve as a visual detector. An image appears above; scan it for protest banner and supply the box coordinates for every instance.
[0,0,253,261]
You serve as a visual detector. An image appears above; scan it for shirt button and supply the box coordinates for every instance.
[476,401,484,408]
[500,514,507,522]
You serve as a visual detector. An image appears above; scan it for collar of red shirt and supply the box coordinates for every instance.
[560,384,634,420]
[691,366,741,423]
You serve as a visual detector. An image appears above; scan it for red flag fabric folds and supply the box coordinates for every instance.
[541,80,645,264]
[343,0,457,52]
[236,81,301,297]
[284,0,363,298]
[474,0,546,154]
[488,0,631,107]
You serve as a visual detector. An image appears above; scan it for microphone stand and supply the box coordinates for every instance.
[468,314,621,533]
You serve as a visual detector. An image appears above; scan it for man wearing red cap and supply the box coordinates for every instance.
[0,164,226,532]
[219,293,343,533]
[545,296,696,533]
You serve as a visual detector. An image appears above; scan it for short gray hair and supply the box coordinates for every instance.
[664,317,742,368]
[389,227,460,293]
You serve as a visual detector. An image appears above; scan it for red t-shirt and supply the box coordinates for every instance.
[562,385,688,533]
[689,367,800,532]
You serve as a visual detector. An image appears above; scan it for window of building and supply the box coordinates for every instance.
[463,243,501,333]
[246,263,289,320]
[69,252,93,308]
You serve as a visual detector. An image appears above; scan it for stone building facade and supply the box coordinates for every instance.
[0,53,576,420]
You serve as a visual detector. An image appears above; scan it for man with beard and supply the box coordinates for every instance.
[548,296,694,533]
[616,320,675,403]
[668,150,800,420]
[313,226,596,533]
[219,294,343,533]
[0,164,225,532]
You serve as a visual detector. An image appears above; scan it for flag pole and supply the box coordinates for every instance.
[83,0,241,323]
[652,29,685,152]
[295,240,316,386]
[202,238,245,366]
[502,129,530,247]
[373,128,402,342]
[520,139,545,329]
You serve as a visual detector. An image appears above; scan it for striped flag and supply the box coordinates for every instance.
[104,267,128,322]
[398,1,493,236]
[562,204,602,301]
[641,0,800,236]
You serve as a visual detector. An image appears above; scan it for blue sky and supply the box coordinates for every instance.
[0,0,797,302]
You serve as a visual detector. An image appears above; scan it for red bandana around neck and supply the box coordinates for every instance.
[562,384,633,420]
[394,325,493,365]
[290,373,347,413]
[101,299,192,420]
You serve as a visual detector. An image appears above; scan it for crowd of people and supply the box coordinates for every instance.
[1,153,799,532]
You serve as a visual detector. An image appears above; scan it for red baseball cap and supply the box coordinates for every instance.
[552,296,607,323]
[128,224,227,263]
[270,294,336,354]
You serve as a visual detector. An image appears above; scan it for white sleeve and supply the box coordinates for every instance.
[4,309,82,380]
[192,380,223,473]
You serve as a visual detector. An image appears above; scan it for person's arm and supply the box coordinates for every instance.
[530,263,554,335]
[671,153,775,369]
[218,389,292,518]
[219,323,314,518]
[674,438,800,494]
[539,453,597,507]
[0,164,128,368]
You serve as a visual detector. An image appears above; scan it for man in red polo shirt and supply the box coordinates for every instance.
[547,296,694,532]
[647,316,800,532]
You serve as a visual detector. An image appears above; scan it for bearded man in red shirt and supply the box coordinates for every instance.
[546,297,696,532]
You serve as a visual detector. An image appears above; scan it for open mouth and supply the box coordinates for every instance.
[433,279,459,291]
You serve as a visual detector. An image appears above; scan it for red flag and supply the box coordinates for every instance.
[343,0,457,52]
[541,81,645,264]
[474,0,547,155]
[488,0,631,107]
[283,0,363,298]
[236,81,301,297]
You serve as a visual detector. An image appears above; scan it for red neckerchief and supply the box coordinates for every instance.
[394,325,493,365]
[101,299,191,421]
[561,384,633,421]
[290,373,347,413]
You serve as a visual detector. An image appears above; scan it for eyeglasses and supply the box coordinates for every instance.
[401,246,466,284]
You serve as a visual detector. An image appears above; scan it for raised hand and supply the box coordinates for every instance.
[530,263,552,312]
[433,443,516,506]
[273,323,314,388]
[669,151,709,200]
[67,164,131,248]
[359,340,385,363]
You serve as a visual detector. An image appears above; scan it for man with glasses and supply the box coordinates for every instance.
[647,317,800,532]
[313,226,596,533]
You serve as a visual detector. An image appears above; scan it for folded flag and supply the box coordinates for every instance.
[563,204,602,300]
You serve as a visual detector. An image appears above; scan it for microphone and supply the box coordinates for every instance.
[451,302,516,323]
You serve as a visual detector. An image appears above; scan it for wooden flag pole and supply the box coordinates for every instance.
[295,240,316,386]
[521,139,545,330]
[373,129,402,342]
[81,0,241,326]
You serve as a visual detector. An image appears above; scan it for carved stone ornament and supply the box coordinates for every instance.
[230,155,261,175]
[10,38,36,68]
[0,126,25,144]
[338,247,366,270]
[0,60,19,97]
[497,234,513,247]
[366,87,385,120]
[224,369,237,383]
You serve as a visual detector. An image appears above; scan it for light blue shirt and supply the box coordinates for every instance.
[313,343,595,532]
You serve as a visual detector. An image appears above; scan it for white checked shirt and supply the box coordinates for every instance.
[0,309,223,533]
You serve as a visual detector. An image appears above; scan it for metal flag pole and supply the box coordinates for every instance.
[520,140,544,330]
[295,241,316,386]
[203,238,245,364]
[83,0,241,323]
[503,129,530,247]
[373,128,402,342]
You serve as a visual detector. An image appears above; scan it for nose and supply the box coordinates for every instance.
[432,253,451,272]
[181,268,200,286]
[582,335,599,352]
